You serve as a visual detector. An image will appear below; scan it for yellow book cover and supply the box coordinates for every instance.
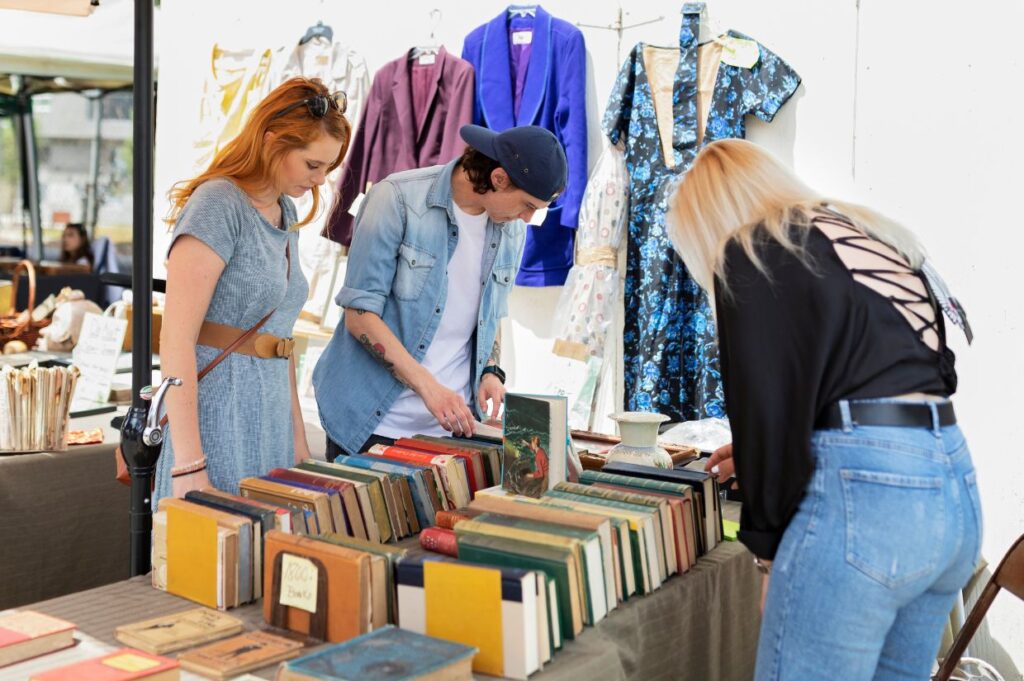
[424,561,503,677]
[166,505,219,609]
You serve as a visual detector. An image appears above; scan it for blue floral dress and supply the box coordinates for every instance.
[602,2,801,421]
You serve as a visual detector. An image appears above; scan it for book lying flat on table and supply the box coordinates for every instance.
[0,611,76,668]
[279,624,476,681]
[29,648,179,680]
[177,630,303,680]
[114,608,243,655]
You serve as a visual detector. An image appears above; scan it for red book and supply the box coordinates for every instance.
[30,648,179,680]
[435,509,476,530]
[365,445,466,509]
[394,438,486,493]
[419,527,458,557]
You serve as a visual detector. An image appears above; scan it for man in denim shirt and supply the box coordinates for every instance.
[314,125,568,458]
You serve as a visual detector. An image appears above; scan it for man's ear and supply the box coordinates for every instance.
[491,167,511,191]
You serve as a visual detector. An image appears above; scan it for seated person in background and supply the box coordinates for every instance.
[60,222,94,268]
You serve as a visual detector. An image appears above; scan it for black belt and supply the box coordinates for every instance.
[816,401,956,430]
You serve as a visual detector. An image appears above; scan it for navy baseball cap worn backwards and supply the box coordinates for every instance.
[460,124,567,203]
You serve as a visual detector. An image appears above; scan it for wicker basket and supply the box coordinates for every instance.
[0,260,51,349]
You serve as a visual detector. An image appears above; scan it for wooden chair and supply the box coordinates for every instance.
[934,533,1024,681]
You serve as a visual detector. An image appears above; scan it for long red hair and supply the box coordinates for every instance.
[167,77,351,229]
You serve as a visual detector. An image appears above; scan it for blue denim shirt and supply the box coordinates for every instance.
[313,160,526,455]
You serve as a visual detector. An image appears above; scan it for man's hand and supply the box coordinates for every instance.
[477,373,506,420]
[419,377,476,437]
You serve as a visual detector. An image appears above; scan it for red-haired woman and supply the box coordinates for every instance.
[155,78,350,505]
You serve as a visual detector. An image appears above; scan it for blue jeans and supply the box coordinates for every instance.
[756,400,983,681]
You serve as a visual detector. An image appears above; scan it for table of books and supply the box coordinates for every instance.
[22,539,760,681]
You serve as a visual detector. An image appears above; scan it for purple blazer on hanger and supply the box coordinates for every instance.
[462,6,587,286]
[327,47,474,246]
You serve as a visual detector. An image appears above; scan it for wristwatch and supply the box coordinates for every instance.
[481,364,506,384]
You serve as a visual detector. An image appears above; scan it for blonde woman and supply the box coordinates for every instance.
[668,139,980,680]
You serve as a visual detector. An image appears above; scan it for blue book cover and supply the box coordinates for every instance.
[337,455,435,529]
[282,624,476,680]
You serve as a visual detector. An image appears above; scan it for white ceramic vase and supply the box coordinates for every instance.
[605,412,673,469]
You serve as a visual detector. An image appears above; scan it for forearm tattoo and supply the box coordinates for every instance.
[488,328,501,366]
[359,333,407,386]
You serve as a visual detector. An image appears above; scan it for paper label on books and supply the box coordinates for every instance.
[512,31,533,45]
[103,653,161,672]
[279,554,319,613]
[348,192,367,217]
[70,312,127,411]
[719,37,759,68]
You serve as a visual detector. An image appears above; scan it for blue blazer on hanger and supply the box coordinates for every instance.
[462,5,587,287]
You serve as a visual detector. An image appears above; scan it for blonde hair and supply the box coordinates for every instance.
[667,138,925,296]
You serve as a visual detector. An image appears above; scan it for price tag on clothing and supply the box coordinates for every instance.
[348,192,367,217]
[279,554,319,614]
[512,31,533,45]
[719,37,760,68]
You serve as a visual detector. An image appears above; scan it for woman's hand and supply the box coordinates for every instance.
[477,373,506,420]
[172,468,212,498]
[705,443,738,489]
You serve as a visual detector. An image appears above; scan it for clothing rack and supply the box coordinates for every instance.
[577,8,664,63]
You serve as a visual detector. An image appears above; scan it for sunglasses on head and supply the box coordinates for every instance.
[272,90,347,120]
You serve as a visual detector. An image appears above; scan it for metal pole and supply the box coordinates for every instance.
[16,92,42,262]
[86,92,104,239]
[129,0,155,577]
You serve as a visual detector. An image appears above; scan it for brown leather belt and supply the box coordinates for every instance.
[197,320,295,359]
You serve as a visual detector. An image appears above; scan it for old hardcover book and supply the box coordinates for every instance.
[555,481,675,580]
[267,469,354,537]
[263,530,372,643]
[30,648,179,680]
[349,453,448,513]
[454,531,582,640]
[396,556,540,679]
[395,437,487,493]
[160,498,250,607]
[469,494,619,609]
[159,501,235,609]
[261,476,339,536]
[151,511,167,591]
[114,608,242,655]
[434,509,478,530]
[315,534,407,625]
[590,481,694,572]
[473,513,608,625]
[502,394,568,497]
[418,527,458,557]
[279,624,475,681]
[198,489,295,533]
[414,434,501,488]
[296,461,401,542]
[240,478,334,535]
[177,630,302,680]
[337,454,436,529]
[0,611,75,668]
[184,493,266,599]
[367,445,470,509]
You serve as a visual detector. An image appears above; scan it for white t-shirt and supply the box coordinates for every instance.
[375,202,488,438]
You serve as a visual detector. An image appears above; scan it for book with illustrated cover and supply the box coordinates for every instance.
[114,608,243,655]
[279,624,475,681]
[177,630,303,680]
[502,394,568,498]
[0,611,75,669]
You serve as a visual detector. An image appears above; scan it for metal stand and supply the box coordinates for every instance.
[577,8,664,64]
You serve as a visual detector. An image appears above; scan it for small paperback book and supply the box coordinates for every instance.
[0,611,76,668]
[114,607,244,655]
[177,630,303,680]
[502,393,568,498]
[29,648,179,681]
[279,624,477,681]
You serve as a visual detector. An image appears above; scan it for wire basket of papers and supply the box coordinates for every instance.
[0,362,80,452]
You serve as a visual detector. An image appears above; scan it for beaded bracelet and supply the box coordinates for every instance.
[171,458,208,478]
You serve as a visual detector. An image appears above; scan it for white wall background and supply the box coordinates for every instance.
[154,1,1024,673]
